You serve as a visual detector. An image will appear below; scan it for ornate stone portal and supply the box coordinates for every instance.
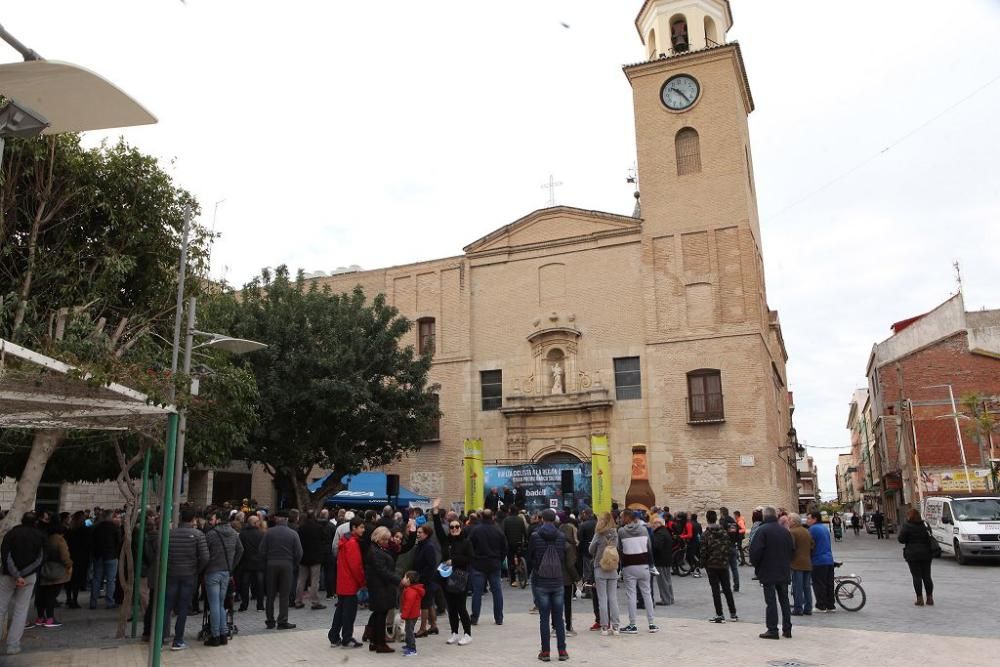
[502,312,613,462]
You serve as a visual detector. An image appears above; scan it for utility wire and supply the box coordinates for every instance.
[765,70,1000,221]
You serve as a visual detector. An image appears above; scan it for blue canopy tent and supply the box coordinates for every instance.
[308,471,429,508]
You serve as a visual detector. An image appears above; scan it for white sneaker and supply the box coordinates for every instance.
[446,633,460,645]
[612,626,620,636]
[458,633,472,646]
[600,628,609,636]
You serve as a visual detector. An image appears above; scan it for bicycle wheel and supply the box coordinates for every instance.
[835,580,866,612]
[674,553,692,577]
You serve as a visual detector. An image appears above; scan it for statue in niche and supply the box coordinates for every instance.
[551,363,564,394]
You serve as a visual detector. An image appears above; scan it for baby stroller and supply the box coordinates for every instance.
[196,575,239,641]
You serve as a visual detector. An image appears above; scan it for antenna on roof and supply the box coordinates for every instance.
[953,260,963,295]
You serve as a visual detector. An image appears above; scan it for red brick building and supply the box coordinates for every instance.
[864,293,1000,523]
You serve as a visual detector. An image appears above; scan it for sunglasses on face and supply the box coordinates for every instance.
[449,524,461,529]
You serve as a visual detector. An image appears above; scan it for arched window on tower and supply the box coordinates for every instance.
[675,128,701,175]
[647,28,657,60]
[704,16,719,46]
[670,15,689,52]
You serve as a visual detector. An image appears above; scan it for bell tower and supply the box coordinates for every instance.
[626,0,766,336]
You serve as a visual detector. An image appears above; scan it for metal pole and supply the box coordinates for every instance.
[0,23,43,60]
[908,400,924,507]
[946,384,973,493]
[172,296,196,527]
[165,206,192,527]
[149,414,178,667]
[130,446,152,639]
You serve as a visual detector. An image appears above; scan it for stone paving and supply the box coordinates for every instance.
[4,531,999,666]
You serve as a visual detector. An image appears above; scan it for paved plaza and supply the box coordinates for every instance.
[4,533,998,666]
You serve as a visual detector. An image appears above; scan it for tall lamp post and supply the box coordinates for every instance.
[171,295,266,526]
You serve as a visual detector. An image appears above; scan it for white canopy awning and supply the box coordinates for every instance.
[0,60,156,134]
[0,338,174,431]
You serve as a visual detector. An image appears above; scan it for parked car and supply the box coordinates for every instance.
[841,512,856,529]
[924,496,1000,564]
[864,513,896,535]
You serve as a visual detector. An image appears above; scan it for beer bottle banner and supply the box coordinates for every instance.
[590,435,612,515]
[463,438,485,511]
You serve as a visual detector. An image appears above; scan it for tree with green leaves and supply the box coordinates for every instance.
[202,266,440,511]
[0,134,255,531]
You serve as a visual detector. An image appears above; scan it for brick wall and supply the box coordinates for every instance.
[875,332,1000,469]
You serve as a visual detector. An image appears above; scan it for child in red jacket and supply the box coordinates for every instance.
[400,571,425,657]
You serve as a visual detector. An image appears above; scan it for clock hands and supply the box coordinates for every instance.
[672,87,691,103]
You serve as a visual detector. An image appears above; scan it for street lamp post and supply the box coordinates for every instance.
[171,295,266,527]
[924,383,973,494]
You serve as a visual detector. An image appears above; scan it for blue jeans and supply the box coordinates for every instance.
[163,576,197,643]
[205,570,230,638]
[89,558,118,607]
[791,570,812,613]
[533,584,565,654]
[470,567,503,624]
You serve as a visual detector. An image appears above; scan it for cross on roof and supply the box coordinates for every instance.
[540,174,563,207]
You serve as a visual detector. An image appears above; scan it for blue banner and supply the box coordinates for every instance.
[483,462,592,513]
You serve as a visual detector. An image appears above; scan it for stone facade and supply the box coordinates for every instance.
[259,1,798,513]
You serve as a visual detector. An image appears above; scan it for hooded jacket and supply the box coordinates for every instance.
[700,523,731,569]
[400,582,425,620]
[527,522,566,589]
[205,523,244,574]
[617,520,653,568]
[336,533,366,596]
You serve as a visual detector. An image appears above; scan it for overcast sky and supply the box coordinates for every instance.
[6,1,999,497]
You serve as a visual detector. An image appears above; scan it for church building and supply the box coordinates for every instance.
[306,0,797,511]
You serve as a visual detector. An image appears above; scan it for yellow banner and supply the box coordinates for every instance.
[464,438,485,511]
[590,435,612,515]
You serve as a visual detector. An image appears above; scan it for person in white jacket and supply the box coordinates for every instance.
[617,510,659,634]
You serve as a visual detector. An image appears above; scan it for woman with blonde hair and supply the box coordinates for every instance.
[587,512,621,635]
[365,526,401,653]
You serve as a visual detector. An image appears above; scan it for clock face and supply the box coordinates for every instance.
[661,74,700,111]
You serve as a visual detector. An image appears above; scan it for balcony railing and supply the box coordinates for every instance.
[687,393,725,424]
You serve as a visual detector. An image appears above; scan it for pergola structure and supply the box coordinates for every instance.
[0,339,174,431]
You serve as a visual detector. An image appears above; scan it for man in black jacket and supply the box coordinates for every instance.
[238,515,266,611]
[749,506,794,640]
[89,510,122,609]
[0,512,46,656]
[295,512,328,610]
[468,509,507,625]
[501,510,527,587]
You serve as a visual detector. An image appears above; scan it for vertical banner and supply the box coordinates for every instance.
[590,434,612,515]
[464,438,485,511]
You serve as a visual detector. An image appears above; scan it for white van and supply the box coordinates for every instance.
[923,496,1000,564]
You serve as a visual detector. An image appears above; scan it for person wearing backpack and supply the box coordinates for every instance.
[527,509,569,663]
[587,511,621,636]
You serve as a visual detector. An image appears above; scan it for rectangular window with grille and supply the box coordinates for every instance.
[613,357,642,400]
[480,370,502,411]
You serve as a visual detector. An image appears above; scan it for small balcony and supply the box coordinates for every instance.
[686,393,725,424]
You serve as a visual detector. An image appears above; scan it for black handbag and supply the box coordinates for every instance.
[446,567,469,594]
[40,561,66,582]
[926,525,942,558]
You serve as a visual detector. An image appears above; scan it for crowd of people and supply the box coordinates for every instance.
[0,497,941,660]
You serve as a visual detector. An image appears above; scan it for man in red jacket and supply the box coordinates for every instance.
[328,518,366,648]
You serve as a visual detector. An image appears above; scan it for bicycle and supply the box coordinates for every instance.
[833,562,866,612]
[671,538,693,577]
